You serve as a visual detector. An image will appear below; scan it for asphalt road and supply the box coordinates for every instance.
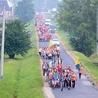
[39,33,98,98]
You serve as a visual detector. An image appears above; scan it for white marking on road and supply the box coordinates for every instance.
[43,87,55,98]
[82,80,92,86]
[73,69,78,72]
[81,75,87,79]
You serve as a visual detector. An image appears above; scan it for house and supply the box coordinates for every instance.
[0,0,14,18]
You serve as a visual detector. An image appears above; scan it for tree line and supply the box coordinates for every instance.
[0,0,35,59]
[57,0,98,56]
[3,0,98,58]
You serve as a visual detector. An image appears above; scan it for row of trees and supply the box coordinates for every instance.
[15,0,35,22]
[34,0,58,12]
[57,0,98,56]
[0,0,35,58]
[0,23,2,48]
[11,0,20,5]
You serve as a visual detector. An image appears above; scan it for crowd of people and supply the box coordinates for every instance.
[39,45,60,59]
[42,59,77,90]
[42,59,83,91]
[38,32,51,42]
[34,13,83,91]
[34,13,51,42]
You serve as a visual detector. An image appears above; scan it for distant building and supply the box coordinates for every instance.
[0,0,14,18]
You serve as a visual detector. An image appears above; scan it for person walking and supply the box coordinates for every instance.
[39,47,42,56]
[78,66,83,79]
[42,61,46,76]
[66,72,71,90]
[48,69,53,87]
[71,72,77,88]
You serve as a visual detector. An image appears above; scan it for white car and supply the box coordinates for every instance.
[52,38,60,46]
[45,22,51,28]
[45,19,51,23]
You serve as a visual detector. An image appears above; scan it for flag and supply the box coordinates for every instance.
[75,57,80,70]
[49,40,54,48]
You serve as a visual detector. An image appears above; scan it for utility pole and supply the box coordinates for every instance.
[90,4,98,54]
[0,7,5,79]
[96,6,98,54]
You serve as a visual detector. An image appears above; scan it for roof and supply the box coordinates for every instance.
[7,0,13,7]
[0,0,13,8]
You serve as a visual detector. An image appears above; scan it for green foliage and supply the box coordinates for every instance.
[57,0,98,56]
[0,20,44,98]
[0,33,1,51]
[11,0,20,5]
[0,22,2,50]
[0,22,2,28]
[73,51,98,82]
[70,38,95,56]
[0,50,44,98]
[56,28,98,83]
[90,53,98,63]
[4,19,32,58]
[34,0,58,12]
[15,0,35,22]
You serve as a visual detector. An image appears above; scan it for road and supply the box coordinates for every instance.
[38,33,98,98]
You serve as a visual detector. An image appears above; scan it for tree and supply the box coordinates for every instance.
[34,0,58,12]
[15,0,35,22]
[4,19,32,59]
[11,0,20,5]
[0,33,1,53]
[57,0,98,56]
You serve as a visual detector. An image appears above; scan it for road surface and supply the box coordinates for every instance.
[38,33,98,98]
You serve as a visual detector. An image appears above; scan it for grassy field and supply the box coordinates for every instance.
[0,20,44,98]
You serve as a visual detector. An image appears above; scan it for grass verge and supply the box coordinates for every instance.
[0,20,44,98]
[57,29,98,83]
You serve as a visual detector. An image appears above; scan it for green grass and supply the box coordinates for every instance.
[73,51,98,81]
[57,29,73,50]
[42,12,51,19]
[89,53,98,63]
[0,20,44,98]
